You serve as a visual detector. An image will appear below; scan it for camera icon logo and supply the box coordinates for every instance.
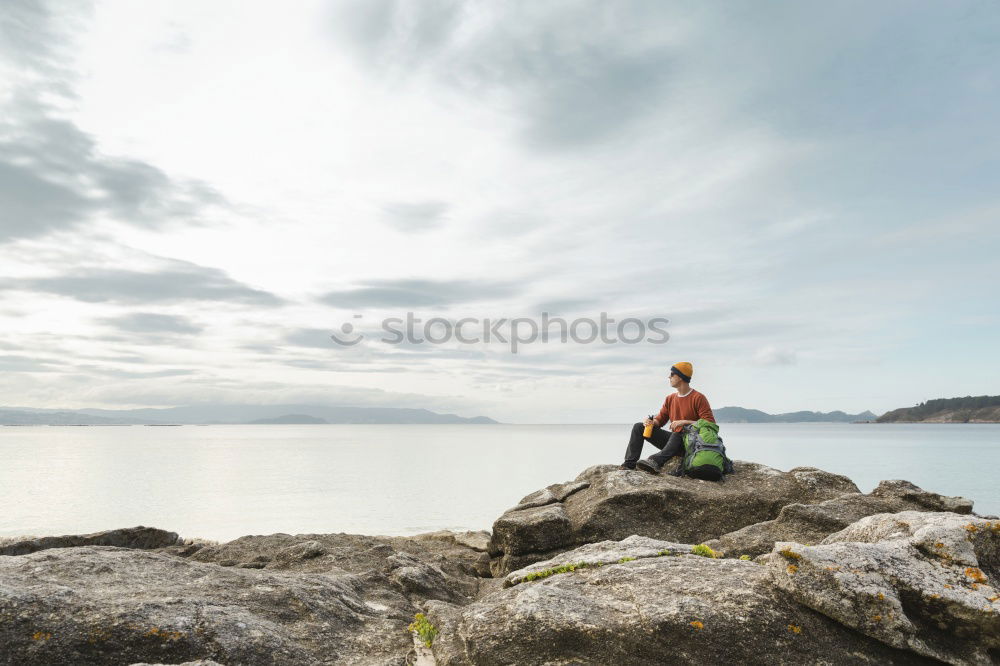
[330,315,364,346]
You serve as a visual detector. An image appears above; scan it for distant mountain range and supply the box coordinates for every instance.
[249,414,329,424]
[25,399,998,425]
[0,404,499,425]
[877,395,1000,423]
[714,406,878,423]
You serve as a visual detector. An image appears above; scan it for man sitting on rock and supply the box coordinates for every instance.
[621,361,716,474]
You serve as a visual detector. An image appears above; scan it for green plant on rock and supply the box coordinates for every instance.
[739,554,752,561]
[408,613,438,648]
[522,561,590,582]
[618,556,637,563]
[691,544,719,558]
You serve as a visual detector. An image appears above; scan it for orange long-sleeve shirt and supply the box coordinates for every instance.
[654,389,715,432]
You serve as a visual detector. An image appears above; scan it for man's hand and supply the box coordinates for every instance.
[671,419,694,428]
[643,418,656,427]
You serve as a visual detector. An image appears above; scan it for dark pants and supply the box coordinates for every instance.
[624,421,685,466]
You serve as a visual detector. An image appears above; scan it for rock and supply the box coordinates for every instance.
[0,547,390,664]
[130,662,225,666]
[490,503,573,572]
[274,539,327,563]
[408,530,492,577]
[411,530,491,553]
[0,529,493,665]
[487,461,860,576]
[768,511,1000,665]
[387,552,466,603]
[175,532,488,587]
[706,479,975,558]
[503,535,694,588]
[515,480,590,509]
[0,526,181,556]
[176,532,491,607]
[870,479,975,513]
[429,537,933,665]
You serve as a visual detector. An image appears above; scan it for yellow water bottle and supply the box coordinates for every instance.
[643,414,655,438]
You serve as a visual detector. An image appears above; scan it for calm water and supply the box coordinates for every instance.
[1,423,997,542]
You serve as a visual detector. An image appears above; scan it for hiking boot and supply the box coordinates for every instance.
[619,462,637,471]
[635,459,662,475]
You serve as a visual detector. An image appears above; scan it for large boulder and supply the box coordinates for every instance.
[488,461,860,575]
[0,529,490,665]
[502,535,695,588]
[428,536,934,665]
[0,547,376,664]
[706,479,975,558]
[168,529,491,578]
[767,511,1000,665]
[0,526,181,556]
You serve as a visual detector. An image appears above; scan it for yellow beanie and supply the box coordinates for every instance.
[671,362,693,382]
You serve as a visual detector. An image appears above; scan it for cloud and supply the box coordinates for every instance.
[2,261,284,306]
[530,298,603,315]
[1,1,997,420]
[0,2,226,244]
[317,277,519,308]
[381,200,450,232]
[280,358,409,373]
[0,157,94,242]
[0,93,226,243]
[71,364,197,379]
[0,354,59,373]
[87,354,150,364]
[0,0,82,79]
[331,0,681,150]
[151,24,193,55]
[72,377,483,414]
[99,312,203,335]
[332,0,463,68]
[752,345,797,366]
[284,328,340,349]
[239,343,279,355]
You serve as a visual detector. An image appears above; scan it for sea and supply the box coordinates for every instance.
[1,423,997,542]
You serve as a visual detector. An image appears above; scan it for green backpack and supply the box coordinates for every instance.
[680,419,734,481]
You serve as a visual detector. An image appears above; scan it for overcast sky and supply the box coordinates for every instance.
[1,1,997,423]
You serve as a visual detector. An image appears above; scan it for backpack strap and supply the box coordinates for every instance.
[716,439,735,475]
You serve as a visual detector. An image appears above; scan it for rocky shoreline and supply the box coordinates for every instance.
[1,461,997,665]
